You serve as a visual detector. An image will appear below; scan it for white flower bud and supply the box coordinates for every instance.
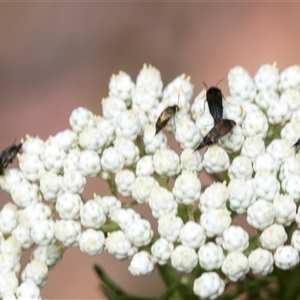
[253,171,280,202]
[115,169,135,197]
[109,71,135,103]
[149,186,178,219]
[63,169,86,194]
[131,176,158,204]
[77,150,101,177]
[114,137,140,167]
[222,225,249,252]
[163,74,193,104]
[282,175,300,202]
[281,89,300,110]
[42,143,66,174]
[31,219,55,246]
[128,251,155,276]
[248,248,274,275]
[179,221,206,249]
[0,272,18,298]
[199,182,228,212]
[105,230,137,259]
[0,168,28,193]
[115,109,141,140]
[291,230,300,252]
[11,182,41,208]
[281,121,300,144]
[0,253,20,274]
[95,195,121,218]
[180,149,203,173]
[151,238,174,265]
[18,153,45,182]
[202,145,230,174]
[69,107,95,132]
[222,252,249,282]
[143,125,168,154]
[200,209,231,238]
[247,199,274,230]
[153,149,180,177]
[228,66,256,102]
[132,86,158,112]
[0,237,21,258]
[242,111,268,138]
[219,125,244,153]
[21,259,48,287]
[273,194,296,226]
[253,153,279,175]
[223,96,244,125]
[12,222,34,249]
[260,224,287,251]
[198,242,224,271]
[54,219,81,247]
[193,272,225,300]
[56,192,83,220]
[102,95,127,123]
[136,64,163,97]
[16,280,41,300]
[101,147,125,173]
[125,219,153,247]
[228,156,253,180]
[228,179,255,213]
[274,245,299,270]
[172,171,201,205]
[49,129,77,151]
[279,155,300,180]
[267,98,291,125]
[78,127,107,154]
[31,243,64,268]
[171,244,198,273]
[80,200,106,229]
[95,117,115,145]
[22,136,45,157]
[22,202,52,227]
[175,118,201,149]
[255,90,279,111]
[157,214,183,242]
[191,90,206,120]
[39,171,63,201]
[241,136,265,161]
[279,65,300,91]
[254,63,279,91]
[0,203,18,235]
[79,229,105,256]
[294,206,300,228]
[135,155,154,176]
[110,208,141,231]
[266,139,291,166]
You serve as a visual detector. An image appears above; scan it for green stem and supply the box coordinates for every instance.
[107,174,117,197]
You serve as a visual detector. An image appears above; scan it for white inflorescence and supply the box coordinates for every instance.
[1,63,300,299]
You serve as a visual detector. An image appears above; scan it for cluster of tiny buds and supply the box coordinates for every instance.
[1,63,300,299]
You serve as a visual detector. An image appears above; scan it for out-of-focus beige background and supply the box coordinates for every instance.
[1,3,300,299]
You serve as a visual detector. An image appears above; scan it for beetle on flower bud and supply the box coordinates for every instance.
[0,142,22,175]
[155,105,179,135]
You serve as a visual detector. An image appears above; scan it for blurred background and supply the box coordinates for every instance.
[1,2,300,299]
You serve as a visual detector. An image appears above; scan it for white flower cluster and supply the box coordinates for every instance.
[1,63,300,299]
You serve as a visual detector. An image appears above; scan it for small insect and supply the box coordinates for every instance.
[195,119,236,151]
[206,86,223,125]
[0,142,22,175]
[155,104,179,135]
[293,138,300,154]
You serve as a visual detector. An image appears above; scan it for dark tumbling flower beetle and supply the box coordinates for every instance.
[155,105,179,135]
[0,142,22,175]
[195,83,236,151]
[293,138,300,154]
[195,119,236,151]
